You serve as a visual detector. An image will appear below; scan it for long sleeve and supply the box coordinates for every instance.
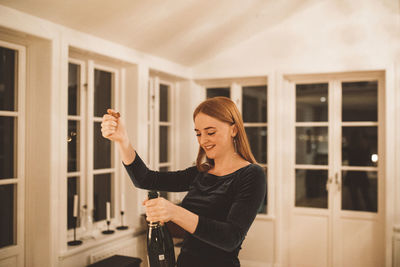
[191,165,266,252]
[123,153,199,192]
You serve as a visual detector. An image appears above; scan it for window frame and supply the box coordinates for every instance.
[66,57,122,241]
[0,40,26,264]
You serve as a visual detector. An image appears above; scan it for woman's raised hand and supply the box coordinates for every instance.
[101,109,128,144]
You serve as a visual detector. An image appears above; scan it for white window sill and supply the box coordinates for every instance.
[59,226,146,260]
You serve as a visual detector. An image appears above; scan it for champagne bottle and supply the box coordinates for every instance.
[147,191,176,267]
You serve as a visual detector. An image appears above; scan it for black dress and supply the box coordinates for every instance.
[124,154,266,267]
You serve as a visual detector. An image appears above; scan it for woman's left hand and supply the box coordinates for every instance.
[143,197,177,223]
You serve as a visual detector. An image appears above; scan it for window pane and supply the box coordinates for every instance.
[160,84,169,122]
[342,127,377,167]
[160,126,169,163]
[206,87,230,99]
[0,47,16,111]
[258,167,268,214]
[342,81,377,122]
[295,169,328,209]
[68,63,80,116]
[296,127,328,165]
[242,85,267,123]
[94,69,112,117]
[67,177,80,229]
[67,121,79,172]
[245,127,267,163]
[0,184,15,248]
[342,171,377,212]
[94,122,111,169]
[93,173,112,222]
[0,117,16,179]
[296,83,328,122]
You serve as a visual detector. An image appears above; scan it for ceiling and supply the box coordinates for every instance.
[0,0,314,66]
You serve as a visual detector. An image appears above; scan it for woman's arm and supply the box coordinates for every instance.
[144,165,266,251]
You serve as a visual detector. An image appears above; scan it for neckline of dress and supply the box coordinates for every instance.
[206,163,253,178]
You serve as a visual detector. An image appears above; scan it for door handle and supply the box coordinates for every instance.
[326,177,332,191]
[335,173,341,192]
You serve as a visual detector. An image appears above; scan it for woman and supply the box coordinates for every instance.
[101,97,266,267]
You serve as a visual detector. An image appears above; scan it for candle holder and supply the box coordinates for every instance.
[68,217,83,246]
[117,211,129,230]
[102,220,115,234]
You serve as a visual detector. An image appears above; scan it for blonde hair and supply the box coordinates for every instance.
[193,97,256,172]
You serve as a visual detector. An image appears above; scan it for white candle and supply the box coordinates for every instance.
[73,194,78,218]
[121,194,125,212]
[106,202,110,221]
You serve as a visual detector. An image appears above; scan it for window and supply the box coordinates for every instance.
[67,58,120,238]
[0,41,25,262]
[148,76,175,199]
[205,79,268,214]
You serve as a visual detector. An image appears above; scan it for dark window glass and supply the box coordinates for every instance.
[94,122,111,169]
[242,85,267,123]
[160,126,169,163]
[296,127,328,165]
[342,171,377,212]
[67,121,79,172]
[206,87,230,99]
[295,169,328,209]
[258,167,268,214]
[93,173,112,221]
[342,81,377,122]
[160,84,169,122]
[67,177,80,229]
[245,127,267,163]
[68,63,79,116]
[0,47,16,111]
[342,127,377,167]
[0,184,15,248]
[296,83,328,122]
[94,69,112,117]
[0,117,15,179]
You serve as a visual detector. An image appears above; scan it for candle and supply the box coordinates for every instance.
[73,194,78,218]
[121,194,125,212]
[106,202,110,221]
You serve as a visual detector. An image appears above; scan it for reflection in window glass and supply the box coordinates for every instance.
[68,121,79,172]
[245,127,267,163]
[94,69,112,117]
[0,117,15,179]
[93,173,112,221]
[94,122,111,169]
[68,63,79,116]
[0,47,16,111]
[342,81,377,122]
[296,83,328,122]
[342,171,377,212]
[67,177,79,229]
[342,127,377,167]
[242,85,267,123]
[160,84,169,122]
[296,127,328,165]
[296,169,328,209]
[206,87,230,99]
[160,126,169,163]
[0,184,15,248]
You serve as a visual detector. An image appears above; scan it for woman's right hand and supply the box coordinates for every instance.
[101,109,128,144]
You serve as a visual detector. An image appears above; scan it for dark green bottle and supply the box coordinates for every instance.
[146,191,176,267]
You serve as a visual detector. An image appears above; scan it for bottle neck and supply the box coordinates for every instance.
[148,221,161,228]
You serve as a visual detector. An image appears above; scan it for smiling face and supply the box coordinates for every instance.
[194,112,236,160]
